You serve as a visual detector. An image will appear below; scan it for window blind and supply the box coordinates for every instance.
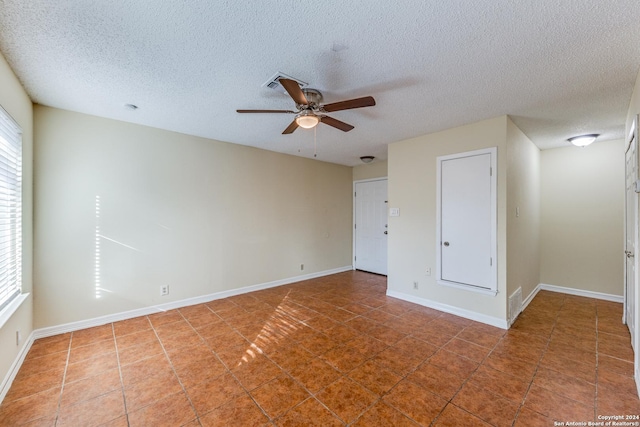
[0,106,22,313]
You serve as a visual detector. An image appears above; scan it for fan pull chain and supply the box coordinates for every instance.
[314,126,317,158]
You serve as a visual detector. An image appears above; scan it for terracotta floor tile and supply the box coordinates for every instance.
[452,382,519,427]
[267,344,314,372]
[468,364,530,403]
[533,366,596,406]
[0,387,60,426]
[71,324,114,347]
[275,397,344,427]
[428,349,480,378]
[525,384,595,421]
[348,359,402,396]
[320,343,371,373]
[147,309,184,327]
[174,354,228,388]
[514,407,554,427]
[117,338,164,366]
[433,403,492,427]
[352,401,419,427]
[167,342,215,370]
[68,339,115,364]
[251,374,310,419]
[538,350,596,384]
[443,337,491,362]
[410,327,455,347]
[60,368,121,407]
[16,350,68,379]
[372,347,424,376]
[114,328,158,350]
[457,325,504,349]
[154,319,194,338]
[407,362,466,400]
[57,389,125,427]
[159,329,205,354]
[345,334,388,356]
[199,393,269,427]
[123,369,183,412]
[64,352,118,383]
[316,376,376,424]
[112,316,151,337]
[383,379,448,426]
[4,272,632,427]
[127,391,196,427]
[599,332,634,361]
[599,353,634,377]
[120,353,172,387]
[4,368,64,403]
[186,372,245,416]
[27,335,71,359]
[232,354,283,390]
[288,357,342,393]
[598,368,639,398]
[179,303,214,319]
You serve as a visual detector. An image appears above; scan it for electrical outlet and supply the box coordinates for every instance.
[16,330,21,346]
[160,285,169,296]
[425,267,431,276]
[413,281,419,290]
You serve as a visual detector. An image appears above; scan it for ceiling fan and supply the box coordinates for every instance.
[237,79,376,134]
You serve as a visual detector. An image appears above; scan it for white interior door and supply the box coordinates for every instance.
[625,117,638,351]
[354,179,388,275]
[437,148,497,292]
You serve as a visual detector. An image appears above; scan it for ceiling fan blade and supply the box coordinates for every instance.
[282,119,299,134]
[322,96,376,112]
[320,116,354,132]
[279,78,308,105]
[236,109,295,113]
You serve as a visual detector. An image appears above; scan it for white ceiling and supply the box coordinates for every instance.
[1,1,639,166]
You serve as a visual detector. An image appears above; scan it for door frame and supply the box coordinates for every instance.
[353,177,388,272]
[624,115,640,392]
[436,147,498,295]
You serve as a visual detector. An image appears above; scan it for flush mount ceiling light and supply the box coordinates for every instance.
[568,134,599,147]
[295,110,320,129]
[360,156,375,164]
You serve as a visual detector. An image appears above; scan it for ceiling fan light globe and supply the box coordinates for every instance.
[296,115,319,129]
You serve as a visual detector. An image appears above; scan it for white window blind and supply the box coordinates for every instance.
[0,106,22,313]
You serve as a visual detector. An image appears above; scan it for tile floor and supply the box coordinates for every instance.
[1,271,639,426]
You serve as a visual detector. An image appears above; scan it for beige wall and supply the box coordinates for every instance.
[0,53,33,387]
[506,118,541,302]
[539,139,624,295]
[388,116,509,326]
[34,106,353,328]
[353,160,387,181]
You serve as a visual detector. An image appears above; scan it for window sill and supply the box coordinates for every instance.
[0,293,29,329]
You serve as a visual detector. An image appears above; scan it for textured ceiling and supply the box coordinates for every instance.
[1,1,640,166]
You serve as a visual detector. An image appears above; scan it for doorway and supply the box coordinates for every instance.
[354,179,388,275]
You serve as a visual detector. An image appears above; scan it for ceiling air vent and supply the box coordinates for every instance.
[262,72,308,93]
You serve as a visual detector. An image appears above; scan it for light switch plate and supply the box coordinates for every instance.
[389,208,400,217]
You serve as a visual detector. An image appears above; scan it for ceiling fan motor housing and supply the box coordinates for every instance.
[299,89,323,111]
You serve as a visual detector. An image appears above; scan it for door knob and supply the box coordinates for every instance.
[443,241,450,247]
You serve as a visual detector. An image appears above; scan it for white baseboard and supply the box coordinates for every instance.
[1,266,351,403]
[537,283,623,303]
[386,290,509,330]
[32,266,352,340]
[522,286,541,312]
[0,331,34,404]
